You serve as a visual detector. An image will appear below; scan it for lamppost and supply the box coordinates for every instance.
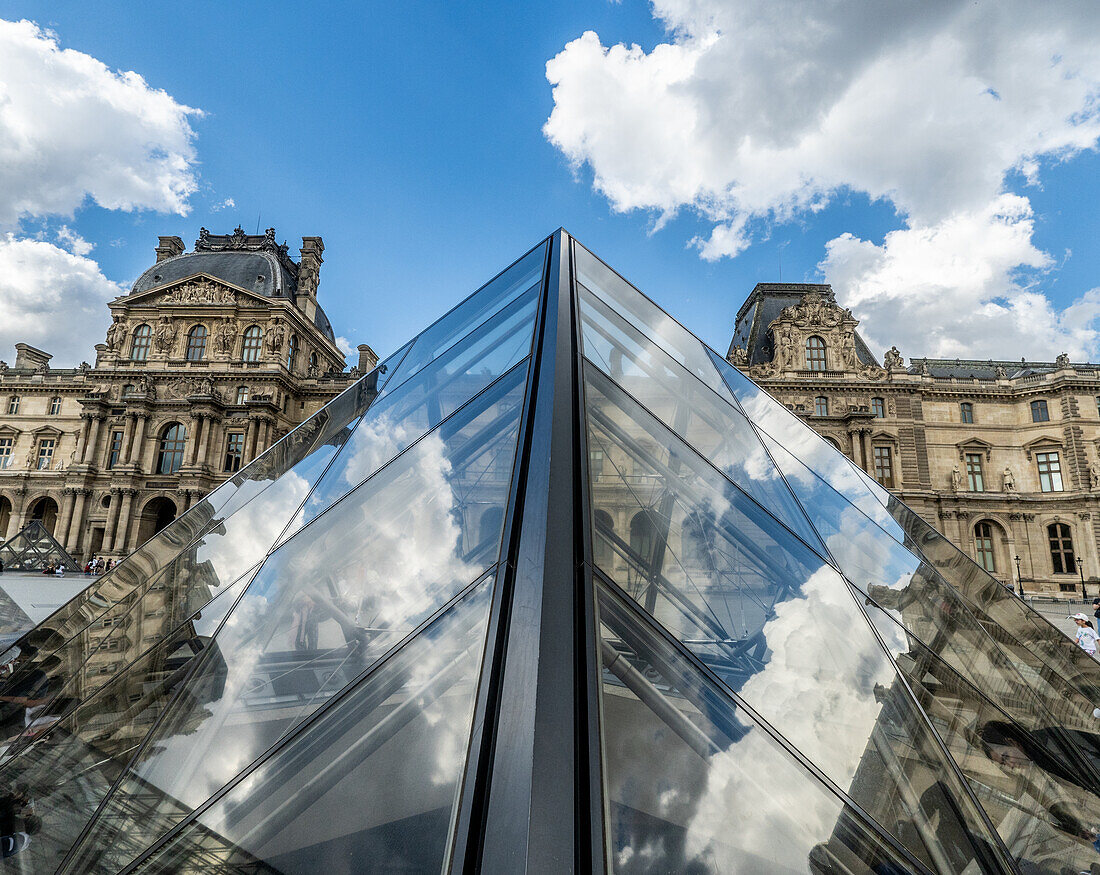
[1014,555,1023,597]
[1077,556,1087,600]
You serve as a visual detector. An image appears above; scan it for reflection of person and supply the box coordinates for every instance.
[290,595,319,651]
[1071,613,1100,656]
[0,648,52,737]
[0,784,39,859]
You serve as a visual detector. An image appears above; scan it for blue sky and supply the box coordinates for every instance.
[2,2,1100,366]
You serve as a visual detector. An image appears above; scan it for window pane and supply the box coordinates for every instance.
[871,398,884,418]
[814,396,828,416]
[584,365,1012,869]
[186,326,207,361]
[575,241,735,401]
[873,446,893,488]
[62,382,525,871]
[805,336,827,371]
[597,585,921,875]
[965,453,984,492]
[577,285,823,553]
[124,579,493,875]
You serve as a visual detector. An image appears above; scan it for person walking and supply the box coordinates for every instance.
[1070,613,1100,656]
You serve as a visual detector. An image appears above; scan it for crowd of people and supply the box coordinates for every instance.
[81,558,113,577]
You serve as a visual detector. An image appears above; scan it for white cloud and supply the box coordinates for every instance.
[54,225,93,257]
[335,335,356,361]
[0,19,201,226]
[211,197,236,212]
[545,2,1100,357]
[0,235,124,365]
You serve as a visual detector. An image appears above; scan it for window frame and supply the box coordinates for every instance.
[130,324,151,362]
[872,445,894,488]
[0,437,12,469]
[959,402,974,424]
[1031,399,1050,422]
[36,438,55,470]
[241,326,264,363]
[871,397,885,418]
[964,453,984,492]
[287,334,299,371]
[236,386,249,405]
[156,423,187,475]
[223,431,245,473]
[814,396,829,417]
[1048,522,1076,574]
[6,396,19,415]
[1036,451,1063,493]
[107,429,125,470]
[805,336,827,372]
[185,324,208,361]
[974,521,996,573]
[48,396,62,416]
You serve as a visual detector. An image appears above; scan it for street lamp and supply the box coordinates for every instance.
[1077,556,1087,600]
[1014,555,1023,597]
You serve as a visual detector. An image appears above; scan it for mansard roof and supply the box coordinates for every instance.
[729,282,878,367]
[906,357,1100,379]
[130,227,336,343]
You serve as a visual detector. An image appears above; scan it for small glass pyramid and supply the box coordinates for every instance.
[0,520,81,574]
[1,232,1099,874]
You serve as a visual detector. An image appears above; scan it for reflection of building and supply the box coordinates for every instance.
[729,282,1100,597]
[0,228,375,563]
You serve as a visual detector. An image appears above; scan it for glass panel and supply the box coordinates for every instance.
[63,377,525,873]
[122,577,493,875]
[859,588,1100,873]
[577,284,824,555]
[574,241,734,401]
[287,289,535,534]
[707,348,903,537]
[0,364,390,687]
[597,584,981,875]
[0,571,254,873]
[393,241,545,388]
[584,365,1007,870]
[760,430,1100,743]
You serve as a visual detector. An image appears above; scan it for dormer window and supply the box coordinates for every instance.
[806,336,827,371]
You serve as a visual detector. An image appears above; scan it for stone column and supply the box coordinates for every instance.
[114,489,136,554]
[81,414,104,463]
[186,415,203,466]
[859,429,872,474]
[56,489,77,546]
[128,414,149,468]
[102,488,123,553]
[245,418,259,462]
[66,489,88,553]
[196,416,216,469]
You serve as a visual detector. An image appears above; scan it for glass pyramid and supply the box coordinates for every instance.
[0,520,81,575]
[1,233,1098,874]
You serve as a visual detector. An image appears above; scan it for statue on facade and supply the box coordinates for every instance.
[152,316,176,354]
[1091,462,1100,491]
[214,320,236,356]
[1002,467,1016,493]
[728,345,748,367]
[79,361,91,372]
[198,376,215,396]
[841,334,859,369]
[265,319,285,356]
[138,374,156,399]
[24,447,36,470]
[884,345,904,370]
[1056,351,1071,369]
[995,364,1008,379]
[951,465,963,492]
[776,328,796,368]
[106,316,126,351]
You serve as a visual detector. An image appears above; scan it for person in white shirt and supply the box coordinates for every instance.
[1070,613,1100,655]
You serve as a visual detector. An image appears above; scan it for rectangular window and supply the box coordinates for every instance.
[236,386,249,405]
[223,432,245,473]
[589,448,604,478]
[1096,395,1100,417]
[975,523,996,573]
[1031,399,1049,422]
[965,453,984,492]
[107,430,124,469]
[814,396,828,416]
[7,396,18,415]
[49,397,62,416]
[870,398,885,418]
[0,438,11,469]
[36,438,55,470]
[960,402,973,423]
[1036,451,1063,492]
[1049,523,1075,574]
[873,446,894,488]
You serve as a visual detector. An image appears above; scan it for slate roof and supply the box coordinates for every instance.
[729,283,878,367]
[906,358,1100,379]
[129,228,336,343]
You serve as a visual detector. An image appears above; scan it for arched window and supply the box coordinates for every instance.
[805,336,827,371]
[236,385,249,405]
[130,324,151,362]
[309,351,319,372]
[241,326,263,363]
[185,325,208,361]
[1048,522,1075,574]
[156,423,187,475]
[287,334,299,371]
[871,397,885,418]
[974,522,996,573]
[814,396,828,417]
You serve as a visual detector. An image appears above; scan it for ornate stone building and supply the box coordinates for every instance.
[0,228,374,563]
[728,282,1100,597]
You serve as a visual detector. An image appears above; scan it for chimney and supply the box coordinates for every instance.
[298,237,324,297]
[155,236,185,263]
[357,344,378,373]
[14,343,51,371]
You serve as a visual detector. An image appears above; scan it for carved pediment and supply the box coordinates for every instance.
[957,437,993,461]
[777,291,853,329]
[123,274,267,309]
[1023,435,1063,460]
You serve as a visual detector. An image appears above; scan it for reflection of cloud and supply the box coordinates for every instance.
[133,430,489,812]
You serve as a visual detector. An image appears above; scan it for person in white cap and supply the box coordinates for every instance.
[1069,613,1100,655]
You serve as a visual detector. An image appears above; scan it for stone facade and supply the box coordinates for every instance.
[729,282,1100,598]
[0,228,375,563]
